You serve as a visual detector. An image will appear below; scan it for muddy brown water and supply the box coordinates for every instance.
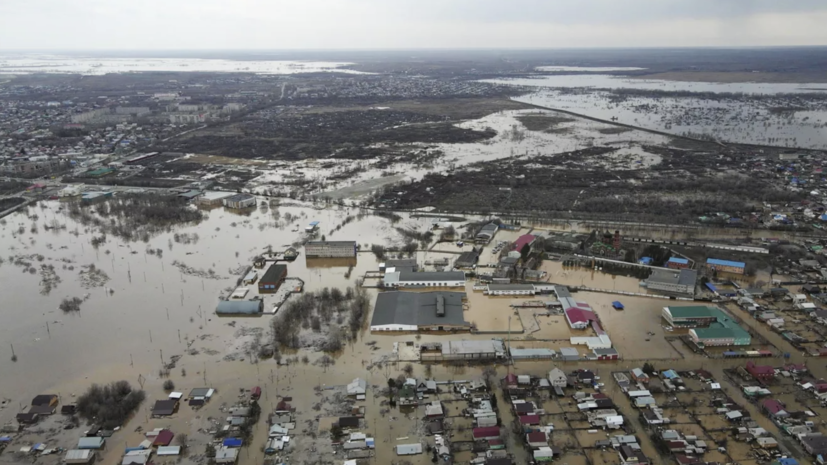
[2,200,825,465]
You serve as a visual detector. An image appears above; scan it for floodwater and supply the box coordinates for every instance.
[249,109,671,201]
[0,200,436,405]
[0,54,369,75]
[434,109,668,166]
[536,66,647,72]
[3,198,826,465]
[483,75,827,149]
[486,74,827,94]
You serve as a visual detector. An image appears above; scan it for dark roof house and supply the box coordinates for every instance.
[152,400,179,417]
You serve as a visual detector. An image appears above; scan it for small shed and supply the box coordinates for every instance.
[64,450,95,464]
[157,446,181,456]
[396,443,423,455]
[77,437,105,450]
[612,301,624,310]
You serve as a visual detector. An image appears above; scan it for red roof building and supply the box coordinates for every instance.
[473,426,501,440]
[746,361,775,381]
[761,399,788,417]
[504,373,518,388]
[526,431,548,448]
[784,363,807,373]
[153,430,174,446]
[251,386,261,400]
[512,234,536,252]
[519,414,540,425]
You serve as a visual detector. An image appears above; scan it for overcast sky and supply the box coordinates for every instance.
[2,0,827,50]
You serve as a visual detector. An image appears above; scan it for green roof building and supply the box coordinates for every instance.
[662,305,751,347]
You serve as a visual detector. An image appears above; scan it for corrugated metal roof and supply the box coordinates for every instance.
[216,300,262,315]
[707,258,745,268]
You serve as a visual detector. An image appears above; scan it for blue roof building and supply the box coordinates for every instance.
[707,258,746,268]
[639,257,653,265]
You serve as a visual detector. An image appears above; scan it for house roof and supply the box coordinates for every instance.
[31,394,58,406]
[189,388,212,397]
[77,437,105,449]
[747,361,775,375]
[339,416,360,428]
[260,264,287,283]
[370,291,468,328]
[519,414,540,424]
[527,431,547,443]
[153,430,174,446]
[152,399,178,416]
[761,399,785,414]
[473,426,500,438]
[668,257,689,264]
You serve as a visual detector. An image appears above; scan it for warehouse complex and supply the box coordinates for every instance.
[662,306,751,347]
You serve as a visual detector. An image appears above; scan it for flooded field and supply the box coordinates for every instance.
[483,74,827,149]
[0,55,368,75]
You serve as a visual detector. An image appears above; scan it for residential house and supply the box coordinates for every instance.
[746,361,775,381]
[761,399,788,418]
[548,368,567,388]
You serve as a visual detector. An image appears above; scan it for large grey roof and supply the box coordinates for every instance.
[397,271,465,282]
[478,223,499,234]
[371,291,469,327]
[488,284,535,291]
[647,268,697,286]
[216,300,263,315]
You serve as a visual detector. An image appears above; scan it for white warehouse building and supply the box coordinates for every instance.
[383,270,466,288]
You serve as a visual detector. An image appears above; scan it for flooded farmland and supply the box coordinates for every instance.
[483,74,827,149]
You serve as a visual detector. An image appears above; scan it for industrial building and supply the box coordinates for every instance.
[369,291,470,332]
[383,270,466,288]
[662,306,751,347]
[258,264,287,293]
[197,191,234,206]
[486,284,536,296]
[305,241,357,258]
[420,340,506,361]
[222,193,256,209]
[706,258,746,275]
[645,268,697,298]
